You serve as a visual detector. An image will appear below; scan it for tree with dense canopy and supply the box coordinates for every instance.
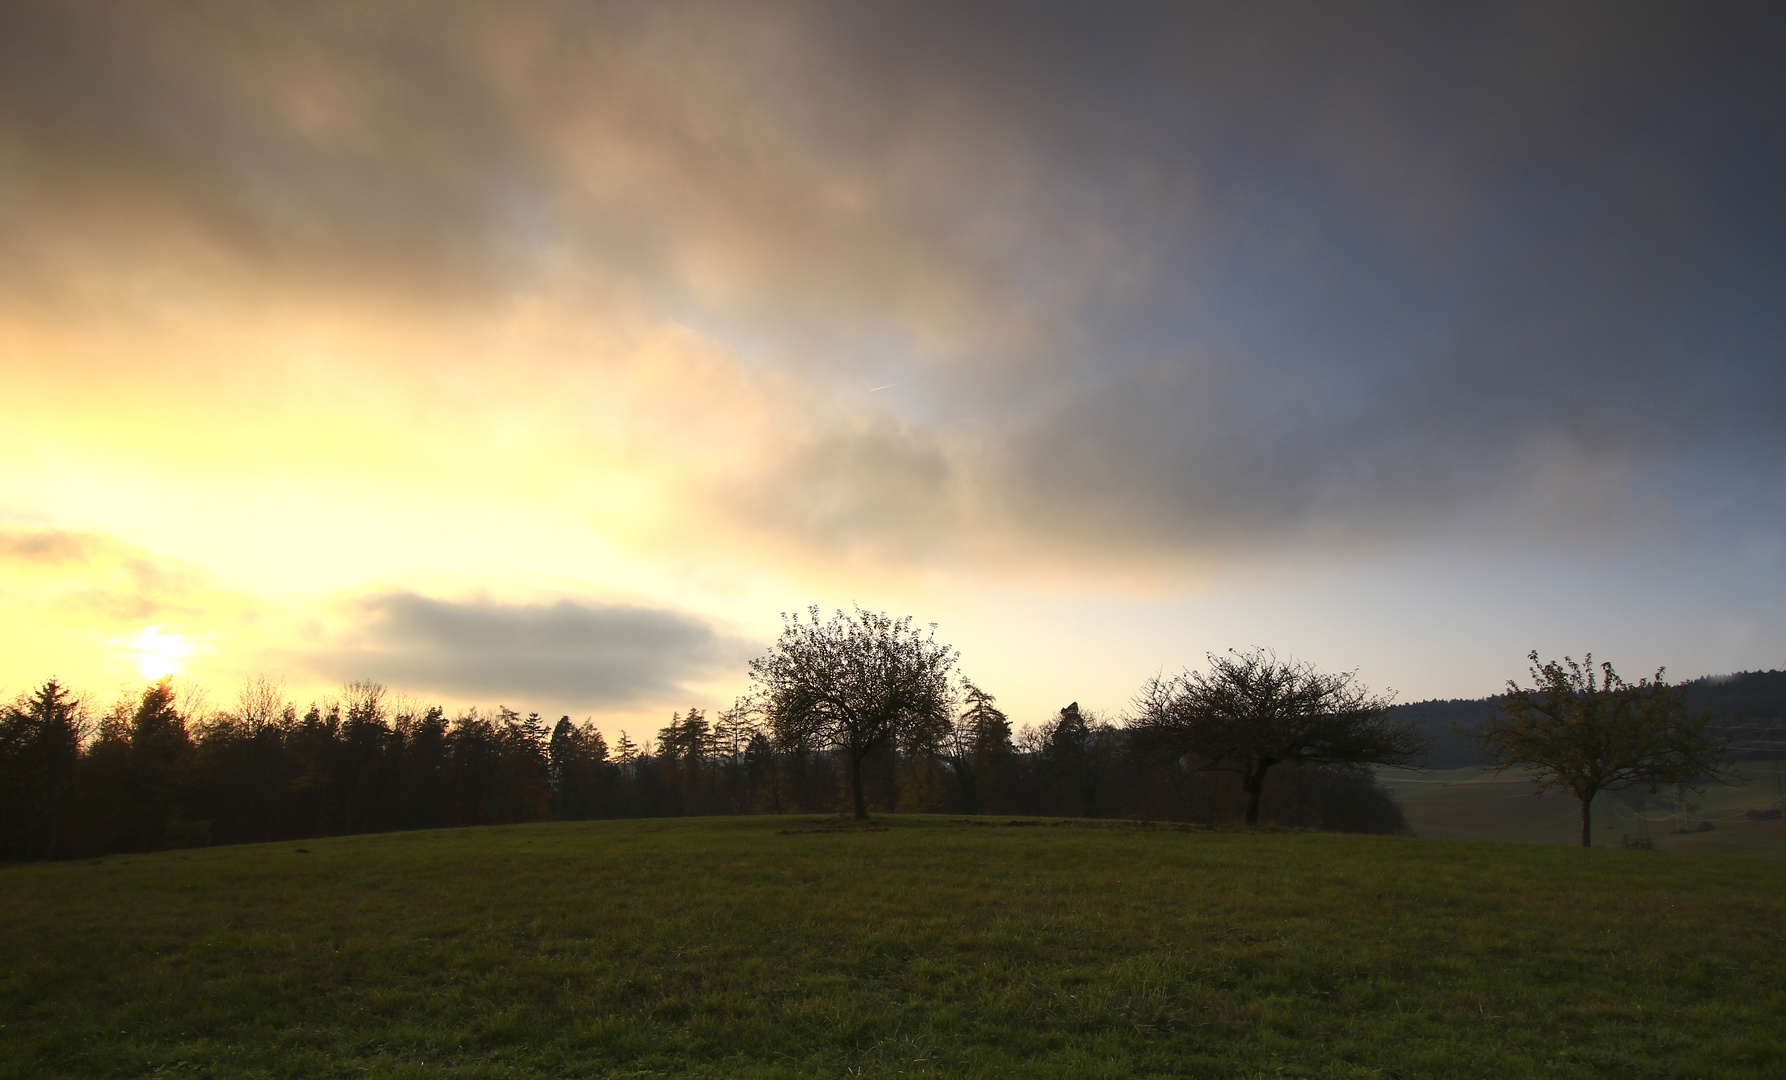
[1130,649,1428,825]
[1465,651,1742,846]
[750,606,959,819]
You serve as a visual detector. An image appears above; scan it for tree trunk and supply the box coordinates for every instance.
[850,753,869,819]
[1580,795,1592,847]
[1242,762,1270,825]
[886,748,899,814]
[42,787,66,861]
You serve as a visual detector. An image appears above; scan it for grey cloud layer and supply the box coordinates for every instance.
[7,2,1784,565]
[310,592,752,706]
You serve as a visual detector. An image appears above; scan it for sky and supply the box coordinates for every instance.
[3,1,1784,737]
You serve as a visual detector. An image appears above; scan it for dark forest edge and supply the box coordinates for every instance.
[0,674,1410,862]
[6,659,1776,863]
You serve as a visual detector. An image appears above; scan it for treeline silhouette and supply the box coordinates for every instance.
[1,676,1407,862]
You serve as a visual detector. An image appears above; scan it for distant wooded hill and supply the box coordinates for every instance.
[1393,669,1786,769]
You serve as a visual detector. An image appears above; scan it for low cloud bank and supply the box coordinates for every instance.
[312,591,751,706]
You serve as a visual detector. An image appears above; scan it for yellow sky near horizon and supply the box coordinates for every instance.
[0,276,1192,731]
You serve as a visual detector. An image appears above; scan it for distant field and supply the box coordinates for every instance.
[4,817,1784,1079]
[1380,760,1786,858]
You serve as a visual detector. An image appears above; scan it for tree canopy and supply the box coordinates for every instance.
[0,679,87,860]
[749,606,958,819]
[1464,651,1742,846]
[1130,649,1428,825]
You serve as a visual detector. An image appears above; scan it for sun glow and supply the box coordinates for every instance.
[130,625,196,681]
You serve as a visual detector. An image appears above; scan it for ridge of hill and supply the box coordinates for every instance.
[1392,669,1786,769]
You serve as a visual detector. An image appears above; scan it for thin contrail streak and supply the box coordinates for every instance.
[868,383,899,392]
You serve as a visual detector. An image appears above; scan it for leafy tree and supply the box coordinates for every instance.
[654,709,717,814]
[612,731,639,771]
[1464,651,1742,846]
[0,679,87,859]
[1040,702,1113,816]
[490,708,551,823]
[550,717,614,817]
[287,700,341,835]
[338,681,391,833]
[1130,649,1426,825]
[751,606,958,819]
[938,679,1012,814]
[128,678,195,848]
[744,728,782,813]
[68,696,137,854]
[394,704,450,830]
[548,717,575,779]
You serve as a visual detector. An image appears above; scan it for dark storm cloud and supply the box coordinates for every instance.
[0,1,570,308]
[311,592,751,705]
[740,1,1786,559]
[7,1,1784,564]
[0,0,1015,338]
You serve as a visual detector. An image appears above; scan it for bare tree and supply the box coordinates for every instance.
[751,606,958,819]
[1130,649,1426,826]
[235,675,294,733]
[341,680,388,726]
[1464,651,1742,847]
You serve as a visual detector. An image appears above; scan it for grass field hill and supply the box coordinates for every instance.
[4,817,1783,1079]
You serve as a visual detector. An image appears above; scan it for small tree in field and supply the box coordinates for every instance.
[1465,651,1741,847]
[750,606,958,819]
[1130,649,1426,826]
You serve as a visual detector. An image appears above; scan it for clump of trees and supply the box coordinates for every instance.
[24,614,1741,861]
[0,681,1413,861]
[1463,651,1742,846]
[0,676,559,859]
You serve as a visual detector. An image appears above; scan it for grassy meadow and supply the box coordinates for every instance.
[4,816,1784,1079]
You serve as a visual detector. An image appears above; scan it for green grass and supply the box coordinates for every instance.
[4,816,1784,1079]
[1380,760,1786,857]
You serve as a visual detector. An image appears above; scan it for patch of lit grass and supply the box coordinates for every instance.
[3,816,1783,1078]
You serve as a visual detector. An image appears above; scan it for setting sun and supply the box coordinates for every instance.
[129,625,195,682]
